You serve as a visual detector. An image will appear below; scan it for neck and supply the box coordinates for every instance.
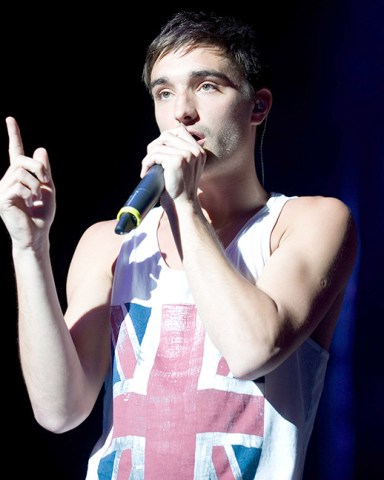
[198,172,269,230]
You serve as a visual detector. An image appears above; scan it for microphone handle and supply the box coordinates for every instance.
[115,164,164,235]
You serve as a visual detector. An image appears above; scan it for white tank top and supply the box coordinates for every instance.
[85,192,329,479]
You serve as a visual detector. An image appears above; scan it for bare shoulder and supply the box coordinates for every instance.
[80,218,124,243]
[283,195,354,222]
[77,218,124,251]
[274,194,358,285]
[69,219,125,279]
[276,195,357,243]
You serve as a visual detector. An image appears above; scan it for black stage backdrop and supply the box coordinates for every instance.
[0,1,382,478]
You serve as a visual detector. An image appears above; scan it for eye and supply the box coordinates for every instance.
[161,90,171,99]
[200,82,218,92]
[154,89,173,101]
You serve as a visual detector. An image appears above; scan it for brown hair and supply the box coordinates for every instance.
[142,11,270,97]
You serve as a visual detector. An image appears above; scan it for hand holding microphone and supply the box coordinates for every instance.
[114,125,206,235]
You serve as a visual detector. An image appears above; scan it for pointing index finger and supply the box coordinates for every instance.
[6,116,25,162]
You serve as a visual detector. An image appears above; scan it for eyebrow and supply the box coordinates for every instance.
[149,69,235,90]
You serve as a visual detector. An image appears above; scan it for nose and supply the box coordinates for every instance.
[174,91,198,124]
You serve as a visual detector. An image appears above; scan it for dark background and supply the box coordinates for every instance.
[1,1,383,478]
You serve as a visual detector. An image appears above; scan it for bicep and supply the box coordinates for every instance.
[257,197,357,344]
[64,221,120,388]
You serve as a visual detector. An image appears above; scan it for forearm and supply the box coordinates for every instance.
[176,203,281,379]
[13,242,91,432]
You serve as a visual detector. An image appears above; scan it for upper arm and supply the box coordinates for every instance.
[64,220,123,391]
[257,196,357,351]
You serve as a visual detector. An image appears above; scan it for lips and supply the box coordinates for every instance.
[188,130,205,144]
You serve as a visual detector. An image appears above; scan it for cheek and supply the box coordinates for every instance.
[154,105,171,132]
[215,98,252,127]
[213,105,252,152]
[217,109,249,137]
[232,99,254,123]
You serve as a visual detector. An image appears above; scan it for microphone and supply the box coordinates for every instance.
[115,164,165,235]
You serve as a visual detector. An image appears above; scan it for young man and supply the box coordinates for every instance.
[0,11,357,479]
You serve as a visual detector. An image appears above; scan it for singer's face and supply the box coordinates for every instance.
[149,46,255,168]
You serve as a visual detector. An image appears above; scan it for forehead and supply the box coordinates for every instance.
[150,46,237,82]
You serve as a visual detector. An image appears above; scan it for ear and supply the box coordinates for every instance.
[251,88,272,124]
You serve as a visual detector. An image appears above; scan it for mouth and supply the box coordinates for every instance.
[188,130,206,146]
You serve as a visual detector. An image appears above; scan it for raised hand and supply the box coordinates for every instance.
[0,117,56,248]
